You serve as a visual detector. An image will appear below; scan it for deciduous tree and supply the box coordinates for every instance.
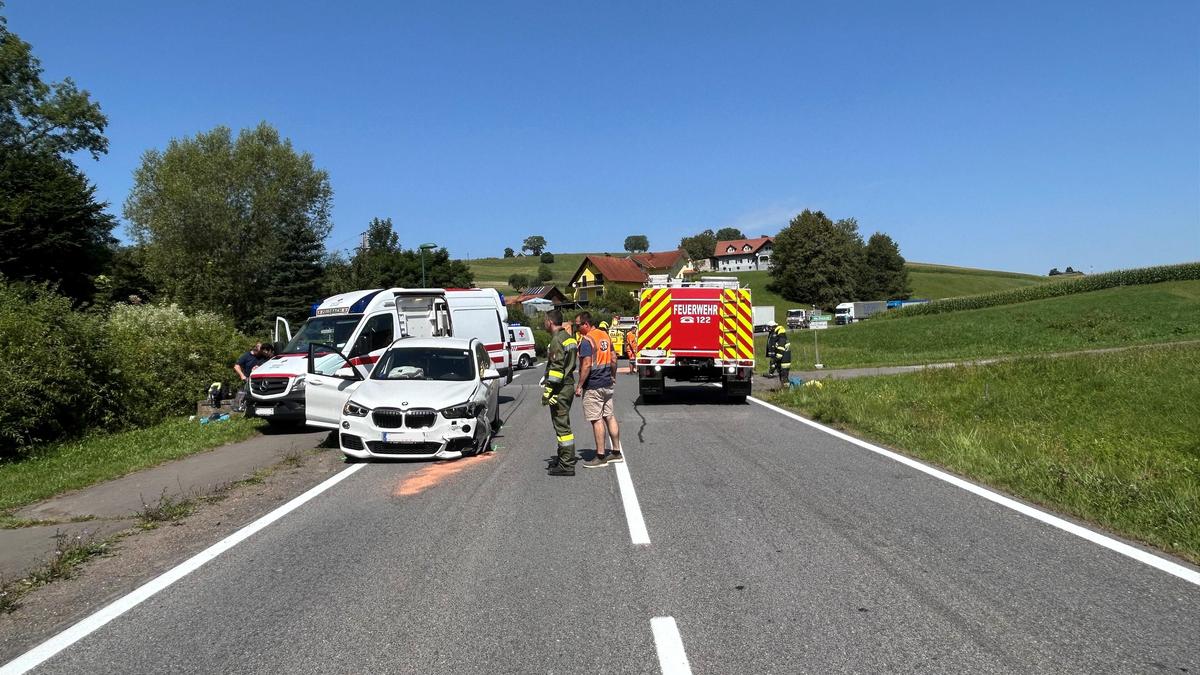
[522,235,547,256]
[503,247,515,258]
[859,232,910,300]
[679,229,717,262]
[624,235,649,253]
[0,8,114,302]
[714,227,746,241]
[125,123,333,330]
[768,210,861,308]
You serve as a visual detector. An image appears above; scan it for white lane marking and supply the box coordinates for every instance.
[747,395,1200,587]
[615,453,651,546]
[651,616,693,675]
[1,463,368,675]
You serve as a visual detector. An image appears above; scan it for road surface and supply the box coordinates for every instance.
[6,373,1198,673]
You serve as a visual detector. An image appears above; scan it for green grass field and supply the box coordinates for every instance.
[771,343,1200,562]
[0,417,262,515]
[905,262,1049,299]
[465,253,587,289]
[756,280,1200,370]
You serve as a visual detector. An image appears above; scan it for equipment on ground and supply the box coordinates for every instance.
[635,275,754,402]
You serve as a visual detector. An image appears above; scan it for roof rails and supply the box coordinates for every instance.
[645,275,741,289]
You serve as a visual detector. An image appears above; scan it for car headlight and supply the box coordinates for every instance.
[343,400,370,417]
[441,402,480,419]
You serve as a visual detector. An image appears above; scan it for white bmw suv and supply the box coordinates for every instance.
[306,337,503,461]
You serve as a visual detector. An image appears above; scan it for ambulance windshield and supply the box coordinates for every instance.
[282,314,362,354]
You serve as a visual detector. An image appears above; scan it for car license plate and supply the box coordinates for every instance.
[256,407,274,417]
[382,432,423,443]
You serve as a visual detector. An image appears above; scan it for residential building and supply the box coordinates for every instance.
[712,236,774,272]
[505,285,569,307]
[568,255,649,304]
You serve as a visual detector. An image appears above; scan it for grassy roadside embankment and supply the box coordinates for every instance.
[755,280,1200,371]
[770,343,1200,562]
[0,417,262,516]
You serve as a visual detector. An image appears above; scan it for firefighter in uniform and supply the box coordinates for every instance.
[542,309,579,476]
[764,321,779,377]
[772,323,792,386]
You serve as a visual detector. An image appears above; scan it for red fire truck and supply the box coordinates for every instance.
[634,276,755,402]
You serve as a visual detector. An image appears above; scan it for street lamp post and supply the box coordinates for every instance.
[419,243,438,287]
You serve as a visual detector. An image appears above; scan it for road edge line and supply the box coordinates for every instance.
[747,395,1200,587]
[0,463,368,675]
[651,616,693,674]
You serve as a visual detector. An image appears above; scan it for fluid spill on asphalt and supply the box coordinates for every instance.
[393,453,495,497]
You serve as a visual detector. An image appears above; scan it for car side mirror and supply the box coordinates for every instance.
[481,368,501,381]
[334,367,359,380]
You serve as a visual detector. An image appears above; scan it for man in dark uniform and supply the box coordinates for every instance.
[542,310,579,476]
[772,324,792,386]
[763,321,778,378]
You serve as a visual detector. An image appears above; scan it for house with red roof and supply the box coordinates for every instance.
[567,249,689,305]
[712,236,774,272]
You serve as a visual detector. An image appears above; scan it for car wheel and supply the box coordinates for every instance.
[518,354,531,369]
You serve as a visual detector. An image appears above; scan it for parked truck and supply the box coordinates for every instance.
[786,308,811,329]
[834,300,887,324]
[635,276,754,403]
[752,305,775,333]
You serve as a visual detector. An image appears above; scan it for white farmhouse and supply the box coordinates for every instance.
[712,236,774,272]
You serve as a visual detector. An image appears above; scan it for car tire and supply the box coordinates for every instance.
[490,412,502,433]
[518,354,531,369]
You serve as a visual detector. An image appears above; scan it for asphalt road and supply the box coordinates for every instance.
[10,371,1200,673]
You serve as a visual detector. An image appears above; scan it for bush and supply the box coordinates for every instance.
[0,280,249,460]
[105,303,246,427]
[532,328,551,357]
[536,264,553,283]
[884,262,1200,319]
[540,252,555,264]
[0,283,109,457]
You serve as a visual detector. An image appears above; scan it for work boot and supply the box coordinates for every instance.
[547,463,575,476]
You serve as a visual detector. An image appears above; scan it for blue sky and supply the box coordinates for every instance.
[8,0,1198,274]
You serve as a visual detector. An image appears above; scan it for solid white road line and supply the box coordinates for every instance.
[747,395,1200,587]
[651,616,693,675]
[614,454,651,546]
[1,463,368,675]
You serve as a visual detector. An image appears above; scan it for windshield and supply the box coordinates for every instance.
[787,310,804,316]
[371,347,476,382]
[282,315,363,354]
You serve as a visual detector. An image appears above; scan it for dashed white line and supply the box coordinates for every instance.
[614,450,651,545]
[747,395,1200,587]
[651,616,693,674]
[0,463,368,675]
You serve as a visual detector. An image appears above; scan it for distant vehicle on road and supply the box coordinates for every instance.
[834,300,887,324]
[507,325,536,369]
[306,337,503,461]
[752,305,775,333]
[786,308,812,329]
[636,275,754,402]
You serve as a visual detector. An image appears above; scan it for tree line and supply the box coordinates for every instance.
[0,9,470,334]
